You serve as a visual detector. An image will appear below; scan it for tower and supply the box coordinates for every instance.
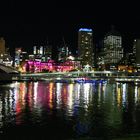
[33,45,52,61]
[103,27,123,70]
[133,39,140,68]
[78,28,93,67]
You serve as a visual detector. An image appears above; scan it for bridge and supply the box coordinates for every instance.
[19,70,140,82]
[0,64,139,83]
[20,70,139,77]
[0,63,20,81]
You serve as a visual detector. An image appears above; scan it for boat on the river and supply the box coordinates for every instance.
[74,78,107,84]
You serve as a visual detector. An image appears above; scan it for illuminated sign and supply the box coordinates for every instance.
[79,28,92,32]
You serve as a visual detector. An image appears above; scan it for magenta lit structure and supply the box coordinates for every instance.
[22,59,77,73]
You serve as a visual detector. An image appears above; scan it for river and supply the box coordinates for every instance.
[0,81,140,139]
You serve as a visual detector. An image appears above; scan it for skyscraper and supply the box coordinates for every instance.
[103,27,123,69]
[127,39,137,67]
[33,45,52,61]
[133,39,140,68]
[58,46,70,62]
[78,28,94,67]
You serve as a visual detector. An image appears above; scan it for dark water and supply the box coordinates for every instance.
[0,81,140,139]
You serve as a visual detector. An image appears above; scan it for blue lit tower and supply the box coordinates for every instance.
[78,28,94,67]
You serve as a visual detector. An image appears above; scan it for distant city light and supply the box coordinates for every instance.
[79,28,92,32]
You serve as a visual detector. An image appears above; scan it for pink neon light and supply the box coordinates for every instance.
[22,60,76,73]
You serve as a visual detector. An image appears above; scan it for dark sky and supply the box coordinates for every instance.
[1,0,140,54]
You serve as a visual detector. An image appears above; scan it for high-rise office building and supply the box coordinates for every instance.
[103,27,123,69]
[58,46,70,62]
[127,39,137,67]
[133,39,140,67]
[78,28,94,67]
[33,45,52,61]
[33,46,45,55]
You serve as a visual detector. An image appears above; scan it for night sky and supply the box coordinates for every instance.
[0,1,140,54]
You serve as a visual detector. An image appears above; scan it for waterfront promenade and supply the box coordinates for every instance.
[17,71,140,83]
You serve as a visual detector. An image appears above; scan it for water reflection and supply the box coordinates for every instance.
[0,81,140,139]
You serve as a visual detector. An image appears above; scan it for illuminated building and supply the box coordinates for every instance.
[103,27,123,70]
[33,45,52,62]
[57,42,76,71]
[45,45,52,61]
[0,37,6,63]
[15,48,22,66]
[58,38,71,62]
[14,48,28,71]
[133,39,140,71]
[20,51,28,62]
[33,46,44,55]
[0,38,12,66]
[78,28,94,67]
[2,54,13,66]
[58,46,69,62]
[126,39,137,67]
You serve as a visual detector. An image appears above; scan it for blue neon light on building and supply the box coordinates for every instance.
[79,28,92,32]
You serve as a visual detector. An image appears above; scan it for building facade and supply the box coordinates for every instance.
[133,39,140,70]
[102,28,123,70]
[78,28,94,67]
[58,45,70,62]
[33,45,52,61]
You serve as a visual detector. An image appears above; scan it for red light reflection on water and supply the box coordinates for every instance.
[36,82,55,110]
[15,83,26,125]
[14,82,75,125]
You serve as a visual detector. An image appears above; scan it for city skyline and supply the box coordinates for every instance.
[0,1,140,53]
